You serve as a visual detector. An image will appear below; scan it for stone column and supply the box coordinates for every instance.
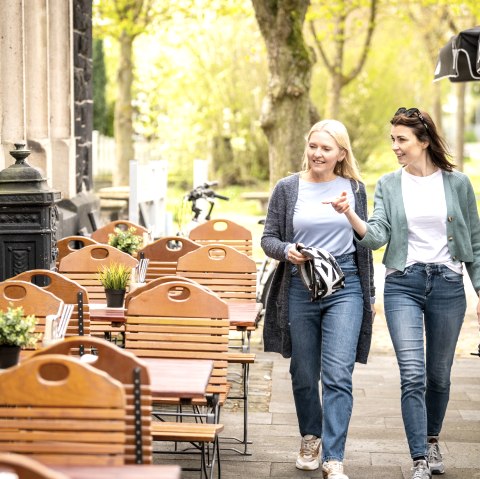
[0,0,76,199]
[0,0,26,163]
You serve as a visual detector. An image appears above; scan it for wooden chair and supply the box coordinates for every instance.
[58,244,138,303]
[125,281,230,412]
[0,354,126,466]
[176,244,258,455]
[188,218,253,256]
[124,281,227,477]
[0,453,69,479]
[125,275,202,308]
[176,243,257,303]
[56,235,98,269]
[31,336,152,465]
[31,337,222,477]
[137,236,200,281]
[91,220,148,244]
[0,281,64,349]
[11,270,91,343]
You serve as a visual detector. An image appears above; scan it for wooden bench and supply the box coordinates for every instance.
[240,191,270,212]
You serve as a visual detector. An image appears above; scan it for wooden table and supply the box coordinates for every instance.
[53,465,181,479]
[89,304,126,324]
[144,357,213,400]
[90,302,262,329]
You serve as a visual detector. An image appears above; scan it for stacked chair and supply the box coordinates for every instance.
[0,354,127,465]
[137,236,200,281]
[11,269,91,345]
[0,280,64,350]
[188,219,253,257]
[91,220,149,244]
[124,280,228,477]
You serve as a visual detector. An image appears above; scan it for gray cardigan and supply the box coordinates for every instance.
[359,169,480,294]
[261,173,375,364]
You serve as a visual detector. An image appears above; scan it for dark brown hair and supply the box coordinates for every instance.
[390,109,455,171]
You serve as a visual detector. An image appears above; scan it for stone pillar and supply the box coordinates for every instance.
[0,0,98,238]
[0,0,26,159]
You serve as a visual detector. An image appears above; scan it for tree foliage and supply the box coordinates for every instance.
[308,0,378,119]
[92,0,480,187]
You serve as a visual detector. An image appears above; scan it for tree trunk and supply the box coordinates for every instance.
[326,73,342,119]
[455,82,466,171]
[252,0,314,187]
[113,31,135,186]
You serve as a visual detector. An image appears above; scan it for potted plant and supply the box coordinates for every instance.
[98,262,131,307]
[108,226,143,255]
[0,304,39,368]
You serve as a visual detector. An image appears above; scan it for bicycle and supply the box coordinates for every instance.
[175,181,229,237]
[255,219,277,327]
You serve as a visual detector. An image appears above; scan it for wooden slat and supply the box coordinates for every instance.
[0,355,126,466]
[91,220,148,244]
[188,219,253,256]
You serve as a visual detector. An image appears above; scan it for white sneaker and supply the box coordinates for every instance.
[427,437,445,475]
[322,460,349,479]
[411,459,432,479]
[295,434,321,470]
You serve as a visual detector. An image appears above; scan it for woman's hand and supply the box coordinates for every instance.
[323,191,350,214]
[287,243,308,265]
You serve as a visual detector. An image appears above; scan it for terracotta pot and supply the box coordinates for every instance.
[0,345,21,369]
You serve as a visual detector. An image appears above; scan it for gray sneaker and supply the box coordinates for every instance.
[427,439,445,475]
[322,460,349,479]
[295,434,321,470]
[411,459,432,479]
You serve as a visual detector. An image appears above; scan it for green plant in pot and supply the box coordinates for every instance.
[108,226,143,255]
[0,304,39,368]
[98,262,131,308]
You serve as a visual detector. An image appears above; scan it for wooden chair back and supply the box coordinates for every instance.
[56,236,98,268]
[125,281,230,404]
[11,270,90,339]
[176,244,257,302]
[91,220,148,244]
[0,354,126,466]
[0,453,69,479]
[137,236,200,281]
[188,218,253,256]
[58,244,138,303]
[31,336,152,464]
[0,281,64,348]
[125,275,202,307]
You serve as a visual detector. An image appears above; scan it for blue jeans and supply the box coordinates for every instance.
[288,254,363,462]
[384,263,466,459]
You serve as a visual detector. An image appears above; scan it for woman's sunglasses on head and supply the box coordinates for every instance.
[394,107,429,133]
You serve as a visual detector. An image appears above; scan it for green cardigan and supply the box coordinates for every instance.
[359,169,480,293]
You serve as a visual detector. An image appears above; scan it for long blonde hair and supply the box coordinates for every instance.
[301,120,362,183]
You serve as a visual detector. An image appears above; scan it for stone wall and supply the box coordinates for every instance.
[74,0,94,193]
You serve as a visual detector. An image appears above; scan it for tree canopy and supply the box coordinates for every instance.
[93,0,480,187]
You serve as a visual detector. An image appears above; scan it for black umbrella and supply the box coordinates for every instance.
[434,25,480,82]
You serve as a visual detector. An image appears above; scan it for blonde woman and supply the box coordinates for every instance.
[261,120,375,479]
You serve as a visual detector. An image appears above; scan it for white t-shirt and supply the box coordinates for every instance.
[397,168,462,274]
[293,177,356,256]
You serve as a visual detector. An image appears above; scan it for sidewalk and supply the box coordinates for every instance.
[154,261,480,478]
[215,265,480,478]
[216,334,480,479]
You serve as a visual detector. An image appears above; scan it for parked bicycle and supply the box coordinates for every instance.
[255,219,277,327]
[175,181,229,237]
